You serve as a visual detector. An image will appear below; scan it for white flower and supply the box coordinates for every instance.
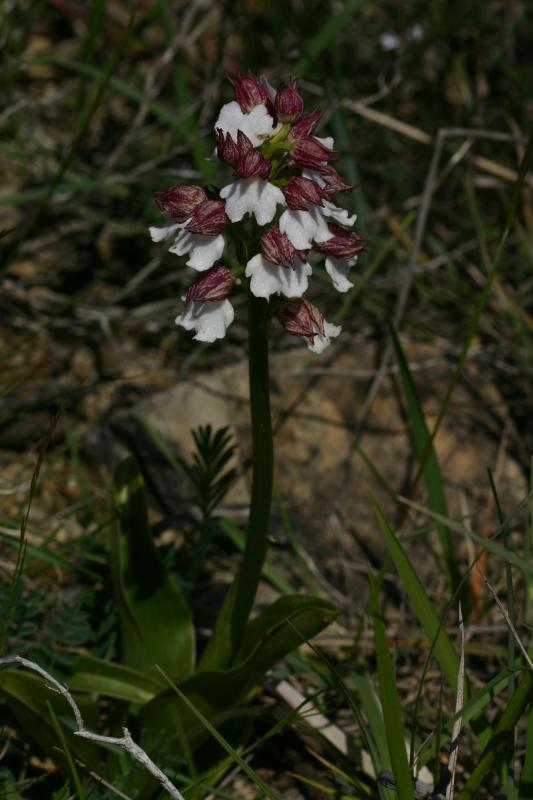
[302,167,325,187]
[322,200,357,227]
[149,222,181,242]
[279,197,356,251]
[168,229,225,271]
[380,31,401,51]
[279,299,342,355]
[245,254,312,299]
[324,255,356,292]
[258,74,277,103]
[215,101,279,147]
[220,178,285,226]
[315,135,334,150]
[308,320,341,354]
[278,206,333,249]
[175,299,234,342]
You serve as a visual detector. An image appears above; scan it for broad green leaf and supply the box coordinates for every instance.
[369,577,414,800]
[458,671,533,798]
[0,670,100,773]
[388,319,459,590]
[232,595,334,666]
[374,501,459,692]
[112,457,195,678]
[68,654,164,703]
[139,595,336,754]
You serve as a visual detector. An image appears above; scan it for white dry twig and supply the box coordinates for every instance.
[0,655,186,800]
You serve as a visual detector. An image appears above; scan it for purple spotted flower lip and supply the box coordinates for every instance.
[149,68,367,349]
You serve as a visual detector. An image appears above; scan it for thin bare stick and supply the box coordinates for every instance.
[341,100,532,185]
[482,578,533,672]
[446,605,465,800]
[352,127,446,446]
[0,656,186,800]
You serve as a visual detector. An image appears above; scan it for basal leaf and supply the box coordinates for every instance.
[0,669,100,773]
[68,653,164,703]
[232,594,335,666]
[112,457,195,678]
[139,595,336,756]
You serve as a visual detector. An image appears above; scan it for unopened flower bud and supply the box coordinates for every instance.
[314,224,367,259]
[185,265,235,304]
[316,165,355,194]
[288,111,322,141]
[278,299,325,340]
[186,199,229,236]
[155,185,206,222]
[291,136,335,169]
[216,129,240,165]
[229,70,268,112]
[278,299,341,353]
[282,176,328,210]
[233,131,271,178]
[235,149,271,178]
[275,79,304,123]
[261,224,305,269]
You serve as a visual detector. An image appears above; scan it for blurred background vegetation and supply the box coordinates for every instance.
[1,0,533,797]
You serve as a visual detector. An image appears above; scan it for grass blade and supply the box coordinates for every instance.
[457,672,533,799]
[373,501,459,691]
[518,705,533,799]
[388,318,459,591]
[47,701,87,800]
[488,468,517,799]
[156,667,282,800]
[294,0,365,74]
[369,575,414,799]
[400,499,533,577]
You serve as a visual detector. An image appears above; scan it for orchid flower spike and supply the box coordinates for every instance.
[149,69,367,352]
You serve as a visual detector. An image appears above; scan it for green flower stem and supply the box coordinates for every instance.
[261,123,291,158]
[233,291,274,631]
[199,290,273,670]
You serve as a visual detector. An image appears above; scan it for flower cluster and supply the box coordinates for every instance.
[150,71,366,352]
